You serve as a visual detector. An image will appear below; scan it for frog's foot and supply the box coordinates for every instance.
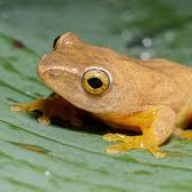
[103,133,166,158]
[11,94,84,126]
[37,113,51,126]
[11,99,52,125]
[174,128,192,141]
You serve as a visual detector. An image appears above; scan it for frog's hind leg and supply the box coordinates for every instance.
[173,103,192,141]
[173,128,192,141]
[11,93,84,126]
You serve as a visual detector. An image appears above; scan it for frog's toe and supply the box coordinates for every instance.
[103,133,166,158]
[37,115,51,126]
[10,103,35,111]
[106,143,133,154]
[106,142,166,158]
[103,133,127,142]
[11,104,24,111]
[148,147,166,158]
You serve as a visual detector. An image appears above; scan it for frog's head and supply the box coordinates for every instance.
[38,32,142,114]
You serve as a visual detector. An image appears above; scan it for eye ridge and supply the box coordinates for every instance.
[87,77,103,89]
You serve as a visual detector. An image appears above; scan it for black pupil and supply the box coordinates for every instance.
[87,78,103,89]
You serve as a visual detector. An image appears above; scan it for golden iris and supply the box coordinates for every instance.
[82,68,111,95]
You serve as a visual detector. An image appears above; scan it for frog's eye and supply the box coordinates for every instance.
[82,68,112,95]
[53,35,61,49]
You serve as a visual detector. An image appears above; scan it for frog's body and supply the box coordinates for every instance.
[11,32,192,158]
[140,59,192,114]
[96,58,192,125]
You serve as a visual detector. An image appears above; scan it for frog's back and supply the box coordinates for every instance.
[141,58,192,92]
[136,59,192,114]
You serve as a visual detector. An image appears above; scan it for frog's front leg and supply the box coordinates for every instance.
[11,97,51,125]
[11,93,84,126]
[103,105,176,158]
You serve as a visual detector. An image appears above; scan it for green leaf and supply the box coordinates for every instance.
[1,0,192,191]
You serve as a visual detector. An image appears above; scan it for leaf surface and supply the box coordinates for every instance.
[0,0,192,191]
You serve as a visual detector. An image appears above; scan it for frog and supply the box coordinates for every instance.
[11,32,192,158]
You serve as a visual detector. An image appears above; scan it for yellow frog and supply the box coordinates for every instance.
[11,32,192,158]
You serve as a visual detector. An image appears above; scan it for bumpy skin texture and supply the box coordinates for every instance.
[12,32,192,158]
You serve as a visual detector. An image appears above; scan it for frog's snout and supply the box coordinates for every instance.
[37,55,63,80]
[38,55,53,80]
[37,55,49,75]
